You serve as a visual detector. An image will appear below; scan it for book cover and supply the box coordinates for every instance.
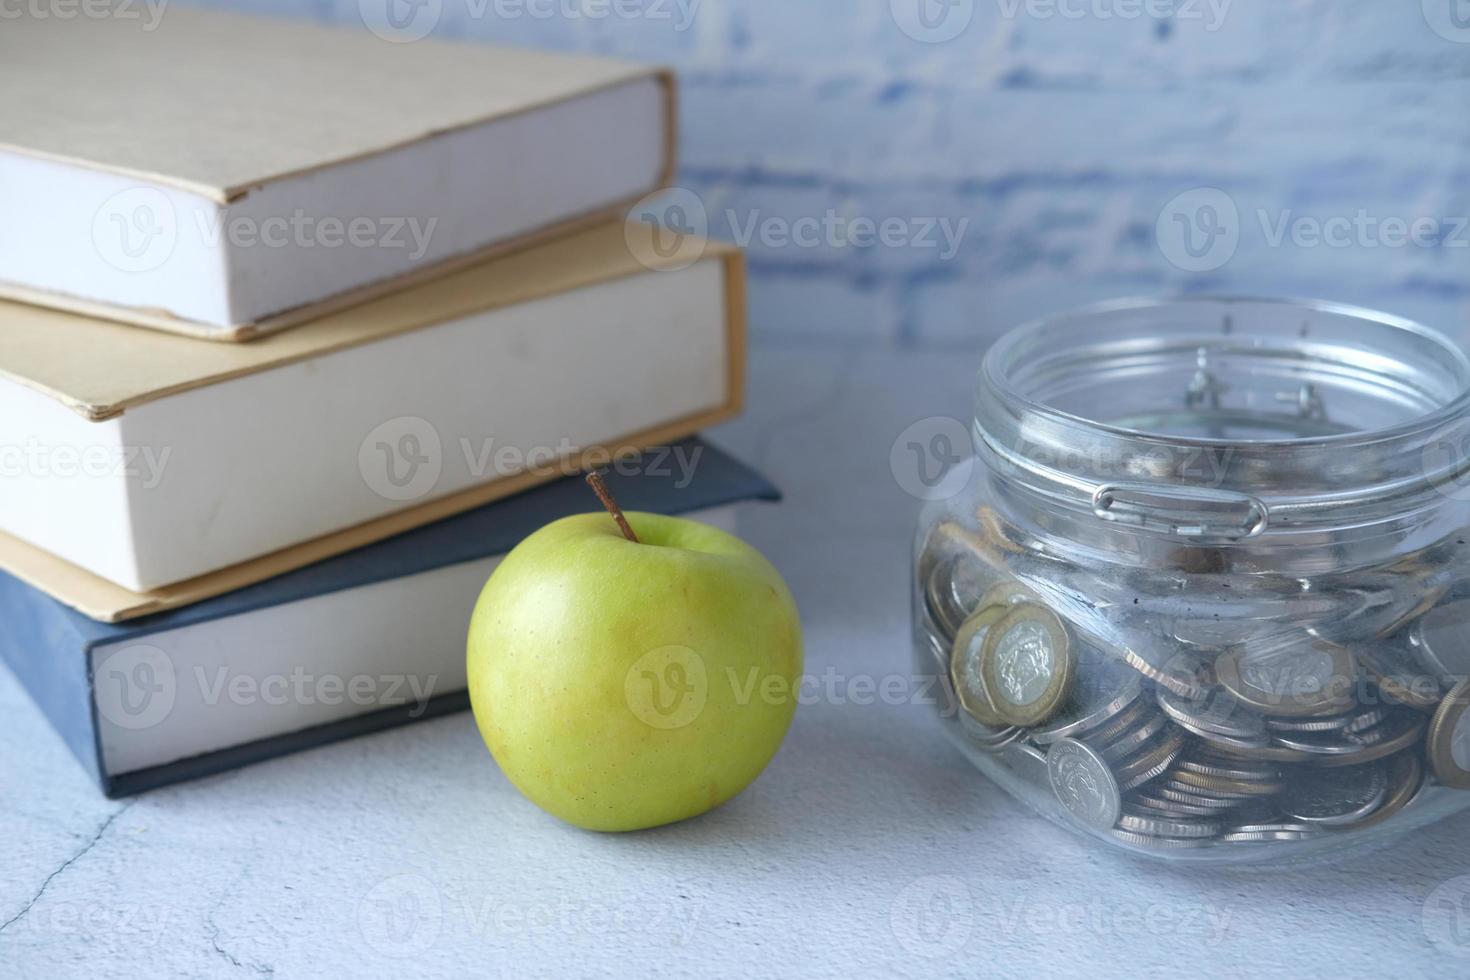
[0,219,746,613]
[0,8,676,338]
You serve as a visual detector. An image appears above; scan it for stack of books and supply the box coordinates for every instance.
[0,9,775,797]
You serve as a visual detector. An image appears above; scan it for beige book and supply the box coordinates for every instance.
[0,220,745,622]
[0,8,676,339]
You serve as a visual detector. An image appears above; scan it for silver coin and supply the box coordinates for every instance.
[960,713,1026,752]
[1225,821,1321,835]
[1410,596,1470,682]
[1047,738,1122,830]
[1156,686,1269,743]
[1117,729,1188,792]
[1342,707,1391,735]
[1208,740,1316,764]
[1079,698,1155,748]
[1129,792,1232,819]
[1162,776,1255,802]
[1111,828,1215,850]
[1007,741,1051,783]
[1219,830,1323,843]
[1279,711,1426,767]
[1266,708,1385,734]
[1176,755,1281,783]
[1033,665,1145,745]
[1098,712,1171,764]
[1267,729,1365,756]
[949,558,996,625]
[1155,782,1250,812]
[1117,808,1221,839]
[1278,761,1389,826]
[1359,647,1444,711]
[1121,648,1213,700]
[925,556,967,641]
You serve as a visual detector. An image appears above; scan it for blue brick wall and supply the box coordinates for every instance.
[197,0,1470,349]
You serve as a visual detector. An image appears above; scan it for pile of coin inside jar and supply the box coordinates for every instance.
[916,510,1470,855]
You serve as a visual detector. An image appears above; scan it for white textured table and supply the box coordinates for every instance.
[4,346,1469,979]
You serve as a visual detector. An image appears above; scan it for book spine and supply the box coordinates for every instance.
[0,576,104,791]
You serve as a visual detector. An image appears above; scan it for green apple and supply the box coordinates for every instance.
[466,510,802,832]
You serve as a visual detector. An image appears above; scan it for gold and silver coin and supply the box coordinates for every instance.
[948,603,1012,727]
[1214,640,1356,718]
[915,523,1468,853]
[978,580,1041,610]
[979,602,1075,727]
[1428,677,1470,789]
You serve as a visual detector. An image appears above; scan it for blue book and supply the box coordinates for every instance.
[0,439,777,798]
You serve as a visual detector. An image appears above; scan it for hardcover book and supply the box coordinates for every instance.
[0,220,745,615]
[0,8,675,339]
[0,439,777,798]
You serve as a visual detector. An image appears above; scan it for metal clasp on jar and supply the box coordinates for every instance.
[1091,482,1269,539]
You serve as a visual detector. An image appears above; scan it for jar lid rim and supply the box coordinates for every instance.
[976,296,1470,538]
[981,295,1470,449]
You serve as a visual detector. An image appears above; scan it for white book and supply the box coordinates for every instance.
[0,221,745,621]
[0,8,674,339]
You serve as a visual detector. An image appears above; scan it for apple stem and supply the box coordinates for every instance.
[586,471,641,544]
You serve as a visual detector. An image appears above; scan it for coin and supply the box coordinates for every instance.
[1278,761,1390,826]
[1299,712,1427,768]
[979,580,1041,610]
[1427,677,1470,789]
[1176,755,1281,784]
[1110,828,1214,850]
[960,717,1027,752]
[1155,782,1252,812]
[1032,664,1145,745]
[975,505,1024,555]
[948,604,1010,727]
[1358,648,1443,711]
[1171,768,1284,798]
[1098,712,1170,763]
[1128,792,1229,819]
[1342,707,1392,735]
[1116,729,1187,792]
[1219,828,1324,844]
[1410,597,1470,682]
[1215,640,1357,718]
[1122,648,1213,700]
[1117,808,1221,839]
[1225,822,1320,834]
[1078,697,1155,748]
[1156,686,1269,743]
[980,603,1076,727]
[1210,740,1316,764]
[1008,742,1051,783]
[926,555,969,641]
[1266,707,1387,735]
[1047,738,1123,830]
[948,559,991,624]
[1339,752,1424,831]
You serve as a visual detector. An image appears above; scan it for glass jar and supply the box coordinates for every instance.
[914,297,1470,864]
